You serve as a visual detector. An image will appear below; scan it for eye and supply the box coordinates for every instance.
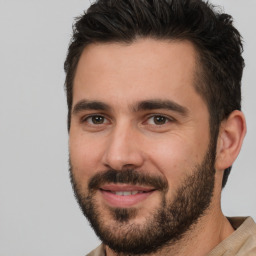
[147,115,170,125]
[84,115,108,125]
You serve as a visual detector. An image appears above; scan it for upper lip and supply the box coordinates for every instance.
[100,184,156,192]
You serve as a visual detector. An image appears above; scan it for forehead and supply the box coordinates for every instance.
[73,39,202,109]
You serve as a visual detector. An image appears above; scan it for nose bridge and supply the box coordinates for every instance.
[103,120,144,170]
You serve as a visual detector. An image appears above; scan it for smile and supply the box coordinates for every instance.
[109,191,145,196]
[99,185,156,207]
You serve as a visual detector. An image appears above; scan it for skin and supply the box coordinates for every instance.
[69,39,246,256]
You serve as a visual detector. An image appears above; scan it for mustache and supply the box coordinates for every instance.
[88,169,168,192]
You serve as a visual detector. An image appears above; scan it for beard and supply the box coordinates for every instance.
[69,143,216,255]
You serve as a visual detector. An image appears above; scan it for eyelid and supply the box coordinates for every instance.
[80,113,175,126]
[81,113,110,124]
[145,114,175,124]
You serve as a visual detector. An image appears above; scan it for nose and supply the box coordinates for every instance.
[102,123,145,170]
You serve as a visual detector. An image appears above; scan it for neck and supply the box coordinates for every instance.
[105,209,234,256]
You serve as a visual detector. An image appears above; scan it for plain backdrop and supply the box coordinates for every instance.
[0,1,255,255]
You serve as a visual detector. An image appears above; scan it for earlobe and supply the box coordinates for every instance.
[215,110,246,171]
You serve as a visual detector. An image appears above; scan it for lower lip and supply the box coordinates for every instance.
[100,190,155,207]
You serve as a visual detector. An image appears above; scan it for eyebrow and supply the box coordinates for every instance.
[72,99,188,116]
[72,100,110,114]
[133,99,188,116]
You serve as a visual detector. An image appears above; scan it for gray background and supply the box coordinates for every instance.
[0,1,255,255]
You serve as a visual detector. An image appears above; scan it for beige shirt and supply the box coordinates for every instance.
[86,217,256,256]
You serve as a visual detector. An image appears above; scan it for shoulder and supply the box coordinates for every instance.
[233,217,256,256]
[86,244,105,256]
[208,217,256,256]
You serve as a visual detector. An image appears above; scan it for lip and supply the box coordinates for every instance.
[99,184,156,208]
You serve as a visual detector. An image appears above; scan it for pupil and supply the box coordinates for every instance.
[92,116,104,124]
[154,116,166,125]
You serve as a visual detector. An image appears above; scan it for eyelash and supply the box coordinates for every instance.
[81,114,109,125]
[81,114,175,126]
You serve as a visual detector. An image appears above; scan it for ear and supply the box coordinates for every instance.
[215,110,246,171]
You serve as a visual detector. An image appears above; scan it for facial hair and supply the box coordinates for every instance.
[69,145,216,255]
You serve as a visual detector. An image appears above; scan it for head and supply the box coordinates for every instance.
[65,0,244,188]
[65,0,246,254]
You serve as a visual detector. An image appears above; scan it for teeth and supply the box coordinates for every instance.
[112,191,140,196]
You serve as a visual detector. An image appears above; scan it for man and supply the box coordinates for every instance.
[64,0,256,255]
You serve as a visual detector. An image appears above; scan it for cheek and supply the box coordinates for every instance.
[69,132,105,182]
[147,135,207,188]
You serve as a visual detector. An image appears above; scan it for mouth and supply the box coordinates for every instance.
[99,184,156,207]
[107,191,148,196]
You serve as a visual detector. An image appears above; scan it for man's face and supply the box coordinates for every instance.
[69,39,216,254]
